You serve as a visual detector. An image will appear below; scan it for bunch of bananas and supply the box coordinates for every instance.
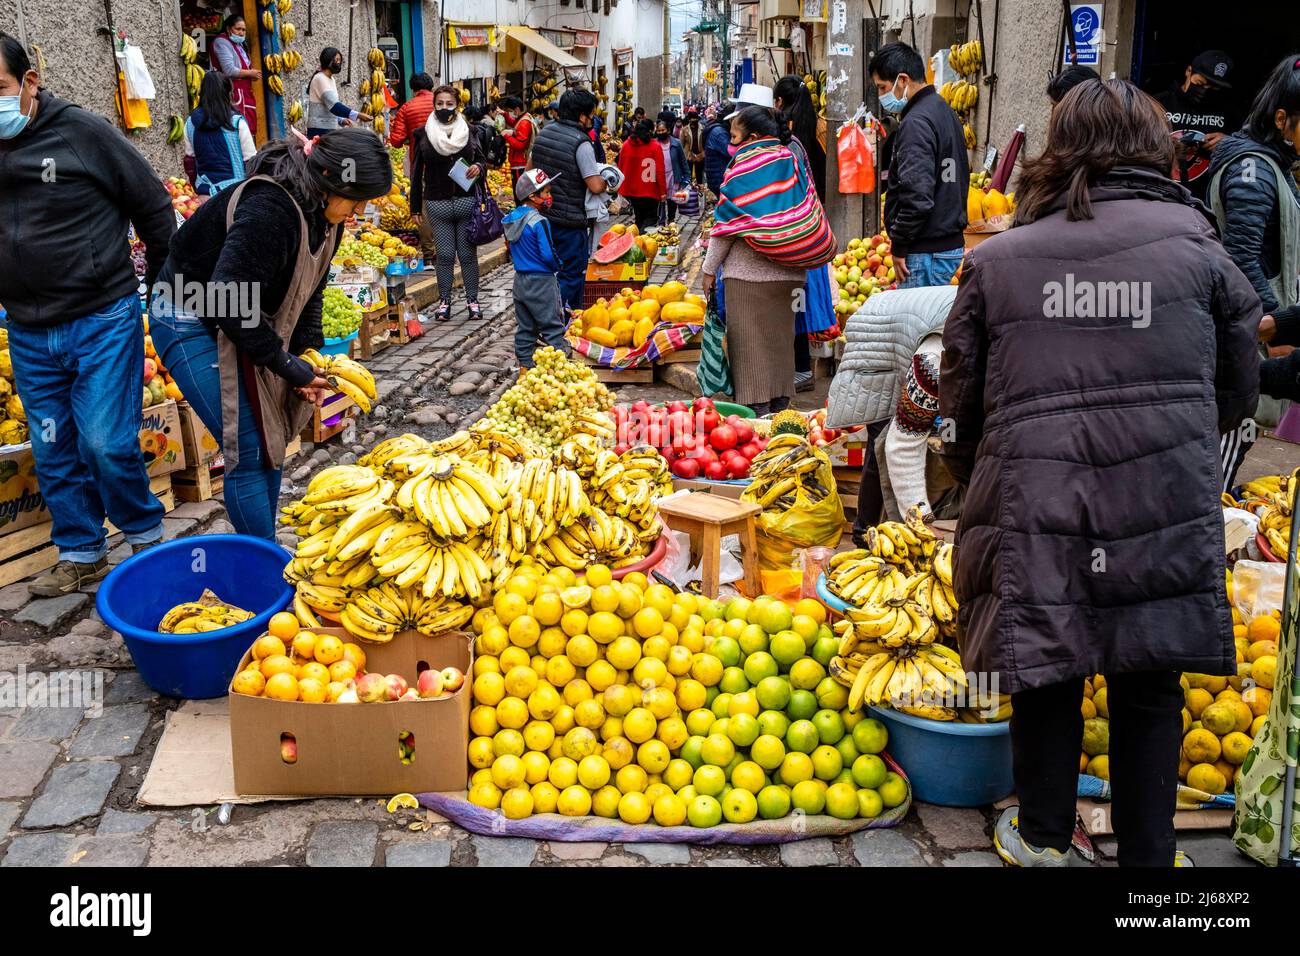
[829,639,969,719]
[280,21,296,44]
[158,599,254,634]
[282,48,302,71]
[369,92,386,118]
[742,433,834,512]
[267,74,285,97]
[368,47,386,71]
[300,349,378,413]
[261,8,275,32]
[947,40,983,76]
[264,52,283,75]
[166,114,184,145]
[286,100,304,125]
[958,687,1012,723]
[277,0,293,14]
[180,33,198,66]
[1230,470,1298,559]
[939,79,979,114]
[0,339,26,445]
[185,61,204,110]
[963,121,976,149]
[342,583,475,643]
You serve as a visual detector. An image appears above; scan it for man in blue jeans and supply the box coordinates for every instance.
[872,41,969,288]
[0,35,175,596]
[528,88,609,311]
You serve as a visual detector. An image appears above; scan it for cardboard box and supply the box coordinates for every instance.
[670,478,749,500]
[331,281,387,311]
[585,260,651,282]
[139,399,187,477]
[177,401,220,467]
[229,628,473,796]
[821,430,873,469]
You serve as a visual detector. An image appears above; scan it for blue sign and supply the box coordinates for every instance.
[1065,3,1103,66]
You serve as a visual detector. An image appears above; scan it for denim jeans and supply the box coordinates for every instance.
[149,302,282,540]
[552,224,591,312]
[6,294,165,561]
[898,247,965,289]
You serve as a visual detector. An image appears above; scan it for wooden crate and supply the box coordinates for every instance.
[656,346,701,365]
[172,458,224,503]
[354,304,393,360]
[575,352,655,384]
[305,390,359,444]
[0,474,175,589]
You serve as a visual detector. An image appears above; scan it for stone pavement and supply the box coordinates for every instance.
[0,206,1277,867]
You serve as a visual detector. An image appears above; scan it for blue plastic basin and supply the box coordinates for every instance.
[867,704,1013,807]
[96,534,293,699]
[816,572,849,613]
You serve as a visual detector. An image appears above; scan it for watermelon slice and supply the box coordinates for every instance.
[593,231,635,264]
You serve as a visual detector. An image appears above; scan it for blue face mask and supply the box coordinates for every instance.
[879,77,908,114]
[229,33,245,44]
[0,93,33,140]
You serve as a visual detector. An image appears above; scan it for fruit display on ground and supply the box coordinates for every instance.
[230,610,467,707]
[166,177,202,219]
[142,314,185,407]
[487,164,515,213]
[157,594,253,633]
[613,397,766,481]
[831,234,895,318]
[569,281,705,350]
[966,172,1015,223]
[592,224,654,266]
[1229,471,1297,559]
[648,222,680,256]
[825,511,986,722]
[0,326,26,445]
[741,414,836,513]
[465,565,908,825]
[483,347,615,449]
[279,414,668,643]
[333,236,390,270]
[322,287,364,340]
[355,228,419,260]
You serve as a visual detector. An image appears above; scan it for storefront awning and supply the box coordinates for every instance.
[505,25,584,68]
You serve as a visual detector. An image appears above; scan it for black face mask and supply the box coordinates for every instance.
[1184,83,1207,105]
[656,132,670,141]
[332,60,343,74]
[435,108,456,124]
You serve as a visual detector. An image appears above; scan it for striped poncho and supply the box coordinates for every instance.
[710,136,836,268]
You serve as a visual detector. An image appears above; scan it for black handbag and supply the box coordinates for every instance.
[465,179,504,246]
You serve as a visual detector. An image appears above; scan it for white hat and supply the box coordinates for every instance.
[725,83,774,119]
[516,168,560,202]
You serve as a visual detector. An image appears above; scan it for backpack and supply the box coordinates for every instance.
[481,123,508,168]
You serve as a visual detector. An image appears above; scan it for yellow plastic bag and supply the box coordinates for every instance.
[744,448,845,574]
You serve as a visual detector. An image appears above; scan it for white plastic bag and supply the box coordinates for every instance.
[1231,560,1286,621]
[657,529,743,590]
[117,43,156,100]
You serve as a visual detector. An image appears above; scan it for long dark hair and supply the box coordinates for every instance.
[774,75,820,156]
[247,127,393,214]
[0,32,31,78]
[195,70,237,132]
[631,118,654,143]
[1013,79,1175,224]
[318,47,341,73]
[1243,54,1300,155]
[732,105,791,145]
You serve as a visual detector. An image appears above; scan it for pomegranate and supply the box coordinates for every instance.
[708,423,738,451]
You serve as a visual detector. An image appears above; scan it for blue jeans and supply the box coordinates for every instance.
[7,294,165,561]
[149,302,282,540]
[552,224,590,312]
[898,247,965,289]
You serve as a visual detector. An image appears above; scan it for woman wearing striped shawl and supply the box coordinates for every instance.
[700,106,835,413]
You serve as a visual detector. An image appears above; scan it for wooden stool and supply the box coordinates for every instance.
[657,493,762,598]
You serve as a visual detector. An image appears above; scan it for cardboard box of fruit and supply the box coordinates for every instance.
[229,626,472,796]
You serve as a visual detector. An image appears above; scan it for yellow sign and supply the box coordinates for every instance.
[704,68,717,83]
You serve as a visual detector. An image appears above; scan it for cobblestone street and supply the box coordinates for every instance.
[0,211,1270,868]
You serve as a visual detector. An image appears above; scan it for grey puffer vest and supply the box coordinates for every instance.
[530,120,591,229]
[826,285,957,428]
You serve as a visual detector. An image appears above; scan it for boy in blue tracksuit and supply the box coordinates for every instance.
[503,169,568,368]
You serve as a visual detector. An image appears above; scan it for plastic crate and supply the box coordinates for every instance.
[582,280,646,307]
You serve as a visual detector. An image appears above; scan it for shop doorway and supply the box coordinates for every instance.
[375,0,424,102]
[1131,0,1300,123]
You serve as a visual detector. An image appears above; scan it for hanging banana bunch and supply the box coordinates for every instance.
[264,53,281,75]
[180,34,198,65]
[286,100,304,125]
[262,8,275,32]
[281,21,296,44]
[267,75,285,97]
[359,77,372,97]
[166,114,184,144]
[368,47,386,71]
[278,0,294,15]
[185,61,204,109]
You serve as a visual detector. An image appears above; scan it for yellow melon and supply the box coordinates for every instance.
[655,280,688,305]
[661,301,705,324]
[582,304,611,332]
[585,327,618,348]
[610,320,636,347]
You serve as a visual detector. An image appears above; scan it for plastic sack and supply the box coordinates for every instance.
[657,528,744,590]
[837,121,875,194]
[744,447,845,573]
[1231,560,1286,621]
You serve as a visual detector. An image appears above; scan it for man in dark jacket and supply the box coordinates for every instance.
[0,36,174,596]
[529,89,608,311]
[1155,50,1237,203]
[702,104,733,198]
[872,42,969,287]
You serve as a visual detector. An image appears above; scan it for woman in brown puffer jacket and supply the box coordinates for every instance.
[939,79,1261,868]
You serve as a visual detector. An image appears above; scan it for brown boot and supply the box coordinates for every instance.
[29,558,110,598]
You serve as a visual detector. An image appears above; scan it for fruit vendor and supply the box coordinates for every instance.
[184,70,257,196]
[209,13,260,131]
[530,89,610,312]
[148,128,392,540]
[307,47,373,138]
[827,285,959,534]
[938,80,1261,868]
[871,42,969,288]
[0,33,175,596]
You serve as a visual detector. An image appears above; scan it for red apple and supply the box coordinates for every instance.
[703,460,728,480]
[385,674,409,701]
[399,688,421,702]
[439,666,465,693]
[709,424,738,451]
[671,457,701,479]
[417,669,444,698]
[280,738,298,763]
[356,672,388,703]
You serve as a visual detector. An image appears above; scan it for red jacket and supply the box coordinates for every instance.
[388,91,435,150]
[616,137,667,199]
[502,113,535,168]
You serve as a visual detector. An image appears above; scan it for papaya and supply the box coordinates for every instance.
[661,301,705,323]
[983,189,1010,217]
[585,326,618,348]
[656,280,688,305]
[610,320,636,347]
[685,293,707,310]
[582,304,611,332]
[640,285,662,301]
[629,300,660,323]
[608,305,631,328]
[642,237,659,260]
[633,316,656,348]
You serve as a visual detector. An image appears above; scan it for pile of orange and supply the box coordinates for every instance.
[230,611,369,703]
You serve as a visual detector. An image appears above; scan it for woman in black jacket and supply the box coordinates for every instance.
[149,129,392,540]
[940,80,1260,868]
[1206,55,1300,476]
[413,85,485,321]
